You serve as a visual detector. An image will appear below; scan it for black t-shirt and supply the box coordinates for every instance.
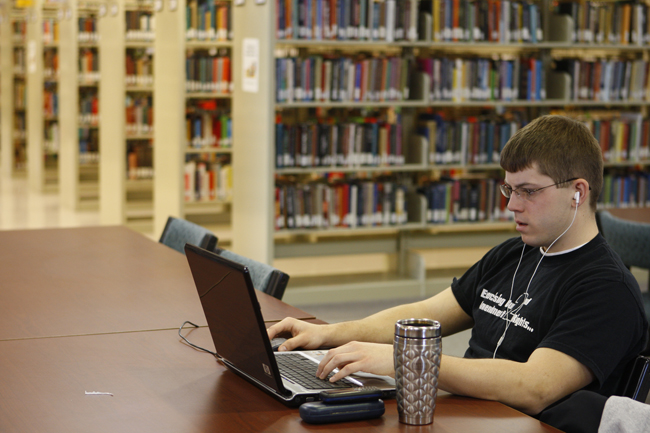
[451,234,648,396]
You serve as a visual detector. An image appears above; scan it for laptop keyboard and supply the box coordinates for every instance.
[276,353,355,389]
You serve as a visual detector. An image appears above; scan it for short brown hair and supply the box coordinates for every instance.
[500,115,603,212]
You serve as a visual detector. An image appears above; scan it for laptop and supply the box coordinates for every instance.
[184,243,396,407]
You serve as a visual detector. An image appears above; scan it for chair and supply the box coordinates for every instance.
[598,210,650,403]
[159,216,218,254]
[597,210,650,318]
[212,247,289,300]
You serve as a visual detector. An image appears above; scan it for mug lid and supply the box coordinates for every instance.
[395,318,441,338]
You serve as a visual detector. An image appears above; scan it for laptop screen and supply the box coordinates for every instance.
[185,245,284,394]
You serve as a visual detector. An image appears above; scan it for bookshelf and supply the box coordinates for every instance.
[232,0,650,304]
[25,0,59,192]
[98,0,155,231]
[0,6,27,178]
[153,0,233,240]
[59,1,100,210]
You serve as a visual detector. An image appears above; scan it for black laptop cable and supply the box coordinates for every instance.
[178,321,219,358]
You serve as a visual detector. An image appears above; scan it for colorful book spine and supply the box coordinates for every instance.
[184,156,232,201]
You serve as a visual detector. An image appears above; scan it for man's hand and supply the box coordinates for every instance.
[316,342,395,382]
[266,317,331,352]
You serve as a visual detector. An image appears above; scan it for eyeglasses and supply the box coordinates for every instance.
[500,178,578,201]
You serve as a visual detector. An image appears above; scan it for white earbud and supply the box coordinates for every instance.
[574,191,580,202]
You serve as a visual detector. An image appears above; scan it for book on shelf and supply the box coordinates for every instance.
[186,111,232,148]
[125,10,155,42]
[186,0,232,41]
[184,158,232,202]
[551,58,650,102]
[416,55,545,102]
[416,111,527,165]
[425,0,543,43]
[185,52,232,93]
[79,48,100,83]
[44,85,59,118]
[600,171,650,209]
[79,91,99,126]
[42,17,59,44]
[276,0,420,42]
[275,112,404,168]
[276,54,414,103]
[275,178,409,230]
[126,49,153,87]
[127,141,154,179]
[419,177,513,224]
[125,95,153,135]
[78,16,98,43]
[554,0,650,45]
[78,127,99,164]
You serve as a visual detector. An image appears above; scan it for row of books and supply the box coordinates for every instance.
[127,141,154,179]
[14,82,26,110]
[275,116,404,168]
[78,17,99,43]
[12,21,26,44]
[79,127,99,164]
[583,113,650,163]
[600,172,650,208]
[186,0,232,41]
[419,177,513,224]
[417,112,526,165]
[425,0,543,43]
[184,157,232,202]
[276,0,419,41]
[554,58,650,102]
[186,112,232,148]
[276,55,414,103]
[125,11,155,42]
[43,18,59,44]
[44,49,58,79]
[556,0,650,45]
[126,50,153,87]
[44,123,60,154]
[185,53,232,93]
[13,49,25,72]
[275,179,409,230]
[79,48,99,83]
[44,87,59,118]
[417,56,545,102]
[125,95,153,136]
[79,92,99,126]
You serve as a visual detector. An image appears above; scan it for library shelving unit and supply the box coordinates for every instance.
[98,0,154,232]
[0,6,27,177]
[59,1,100,210]
[233,0,650,304]
[153,0,233,240]
[25,0,60,192]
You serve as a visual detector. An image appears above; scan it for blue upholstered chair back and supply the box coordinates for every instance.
[213,248,289,300]
[159,216,218,254]
[598,210,650,271]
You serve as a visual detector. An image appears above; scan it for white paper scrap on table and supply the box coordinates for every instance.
[85,391,113,396]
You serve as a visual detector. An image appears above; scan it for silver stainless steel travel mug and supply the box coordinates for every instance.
[393,318,442,425]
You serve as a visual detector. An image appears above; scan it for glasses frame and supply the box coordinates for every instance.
[500,178,578,201]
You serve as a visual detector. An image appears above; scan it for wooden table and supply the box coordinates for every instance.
[0,327,560,433]
[0,226,561,432]
[607,207,650,224]
[0,226,312,341]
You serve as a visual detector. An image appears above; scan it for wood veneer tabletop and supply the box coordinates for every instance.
[0,226,312,340]
[0,327,561,433]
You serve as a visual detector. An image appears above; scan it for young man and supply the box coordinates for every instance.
[267,115,648,419]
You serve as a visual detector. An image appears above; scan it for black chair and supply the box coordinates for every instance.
[597,210,650,318]
[159,216,218,254]
[598,210,650,403]
[212,247,289,300]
